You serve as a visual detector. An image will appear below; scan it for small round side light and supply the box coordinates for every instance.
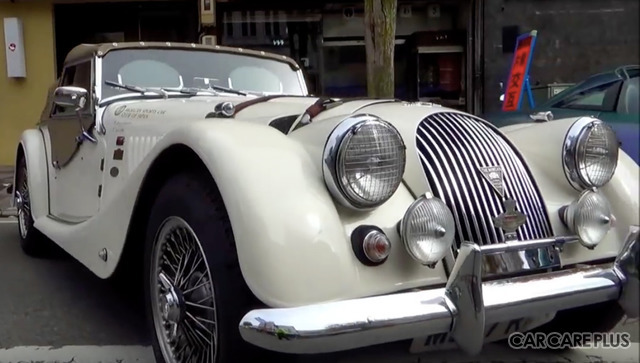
[351,225,392,266]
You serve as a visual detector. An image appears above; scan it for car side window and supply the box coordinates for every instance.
[555,80,622,111]
[52,61,93,116]
[616,77,639,115]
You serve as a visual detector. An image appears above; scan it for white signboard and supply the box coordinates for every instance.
[3,17,27,78]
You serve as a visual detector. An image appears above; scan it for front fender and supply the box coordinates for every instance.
[501,118,640,266]
[16,129,49,220]
[156,120,444,307]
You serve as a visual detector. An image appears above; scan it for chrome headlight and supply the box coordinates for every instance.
[560,190,613,249]
[323,114,406,210]
[399,195,456,266]
[563,117,619,190]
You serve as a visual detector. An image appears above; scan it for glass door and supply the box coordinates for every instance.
[416,46,466,110]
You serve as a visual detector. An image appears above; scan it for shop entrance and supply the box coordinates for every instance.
[53,0,199,76]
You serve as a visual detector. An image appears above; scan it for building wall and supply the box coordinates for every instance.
[0,1,56,166]
[483,0,640,113]
[320,3,460,99]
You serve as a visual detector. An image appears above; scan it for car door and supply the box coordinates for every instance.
[42,59,106,222]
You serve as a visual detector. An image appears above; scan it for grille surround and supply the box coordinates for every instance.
[415,112,554,249]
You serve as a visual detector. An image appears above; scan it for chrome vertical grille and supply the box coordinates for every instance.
[415,112,553,247]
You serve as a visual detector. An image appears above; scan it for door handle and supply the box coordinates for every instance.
[74,109,97,144]
[76,130,97,144]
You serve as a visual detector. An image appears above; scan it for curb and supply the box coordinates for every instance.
[0,206,17,218]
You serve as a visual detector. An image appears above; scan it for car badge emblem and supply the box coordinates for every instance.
[478,165,504,198]
[493,199,527,241]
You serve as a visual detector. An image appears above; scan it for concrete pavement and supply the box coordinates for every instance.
[0,221,638,362]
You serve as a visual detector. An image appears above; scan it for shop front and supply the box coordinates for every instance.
[217,0,480,113]
[217,1,324,94]
[1,0,483,166]
[319,1,475,111]
[0,0,199,166]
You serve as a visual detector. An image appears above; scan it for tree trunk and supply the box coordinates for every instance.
[364,0,398,98]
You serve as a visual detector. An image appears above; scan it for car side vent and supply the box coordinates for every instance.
[269,115,301,134]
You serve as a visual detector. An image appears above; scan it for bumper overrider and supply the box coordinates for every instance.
[238,228,640,355]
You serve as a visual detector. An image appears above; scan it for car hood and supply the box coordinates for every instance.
[103,96,471,198]
[482,110,533,128]
[103,96,311,126]
[482,107,603,128]
[285,100,501,199]
[102,95,434,130]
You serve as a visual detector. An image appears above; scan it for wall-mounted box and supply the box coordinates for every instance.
[200,0,215,26]
[201,35,217,46]
[3,17,27,78]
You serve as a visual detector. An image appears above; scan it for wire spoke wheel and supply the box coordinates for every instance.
[16,166,30,240]
[151,216,218,363]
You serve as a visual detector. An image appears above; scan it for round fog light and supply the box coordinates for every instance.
[400,195,455,266]
[561,190,613,249]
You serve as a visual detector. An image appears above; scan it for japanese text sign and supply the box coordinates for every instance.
[502,30,537,111]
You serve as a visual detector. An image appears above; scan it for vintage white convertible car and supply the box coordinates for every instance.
[9,42,639,362]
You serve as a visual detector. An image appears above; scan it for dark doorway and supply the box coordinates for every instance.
[54,1,199,76]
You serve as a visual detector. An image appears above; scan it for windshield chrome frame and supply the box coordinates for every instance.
[94,56,105,135]
[94,49,309,109]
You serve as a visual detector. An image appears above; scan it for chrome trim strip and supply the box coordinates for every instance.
[416,125,478,239]
[480,236,577,254]
[445,241,484,354]
[614,225,640,319]
[459,113,552,239]
[239,233,638,355]
[296,69,309,96]
[322,114,406,210]
[562,116,618,190]
[94,56,106,135]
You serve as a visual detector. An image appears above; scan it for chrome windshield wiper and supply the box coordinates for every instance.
[209,85,247,96]
[106,79,247,98]
[164,87,220,96]
[167,85,247,96]
[104,80,169,98]
[176,85,248,96]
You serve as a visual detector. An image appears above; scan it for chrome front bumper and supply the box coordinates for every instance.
[239,229,640,355]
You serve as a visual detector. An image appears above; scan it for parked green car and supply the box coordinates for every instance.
[485,65,639,164]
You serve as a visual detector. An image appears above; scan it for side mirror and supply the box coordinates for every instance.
[530,111,554,122]
[54,86,88,111]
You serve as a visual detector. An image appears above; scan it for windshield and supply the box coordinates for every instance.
[100,48,306,99]
[550,80,621,111]
[540,68,639,109]
[541,73,615,108]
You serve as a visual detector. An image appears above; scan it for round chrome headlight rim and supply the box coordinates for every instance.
[322,114,407,210]
[562,116,619,191]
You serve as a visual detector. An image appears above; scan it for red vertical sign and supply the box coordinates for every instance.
[502,31,536,112]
